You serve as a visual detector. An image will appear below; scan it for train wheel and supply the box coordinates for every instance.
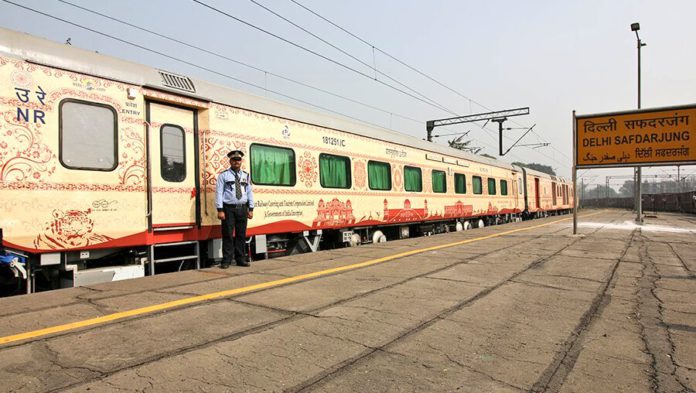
[349,233,361,247]
[372,230,387,244]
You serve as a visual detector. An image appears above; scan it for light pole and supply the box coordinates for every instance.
[631,22,646,223]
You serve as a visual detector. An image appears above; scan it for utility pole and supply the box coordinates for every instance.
[631,22,646,223]
[677,165,681,192]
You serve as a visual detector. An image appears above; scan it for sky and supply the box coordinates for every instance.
[2,0,696,189]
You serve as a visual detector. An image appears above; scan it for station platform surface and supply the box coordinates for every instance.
[0,209,695,393]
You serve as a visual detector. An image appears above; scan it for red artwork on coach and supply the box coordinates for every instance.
[313,198,356,227]
[383,199,428,222]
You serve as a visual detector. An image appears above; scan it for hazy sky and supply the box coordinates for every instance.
[2,0,696,187]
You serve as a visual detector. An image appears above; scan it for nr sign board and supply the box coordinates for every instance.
[575,104,696,168]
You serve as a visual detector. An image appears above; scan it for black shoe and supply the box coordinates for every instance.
[236,261,250,267]
[220,263,230,269]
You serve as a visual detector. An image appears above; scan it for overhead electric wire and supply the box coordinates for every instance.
[4,0,529,162]
[55,0,426,127]
[4,0,487,153]
[1,0,411,132]
[249,0,456,115]
[289,0,573,164]
[190,0,528,158]
[215,0,530,162]
[289,0,483,107]
[190,0,459,116]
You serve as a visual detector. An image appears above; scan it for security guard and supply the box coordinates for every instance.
[215,150,254,268]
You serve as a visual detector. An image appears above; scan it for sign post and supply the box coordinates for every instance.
[572,110,578,234]
[574,103,696,233]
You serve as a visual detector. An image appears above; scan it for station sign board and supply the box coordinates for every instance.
[575,104,696,168]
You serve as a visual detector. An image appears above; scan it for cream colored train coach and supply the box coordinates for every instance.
[0,28,573,295]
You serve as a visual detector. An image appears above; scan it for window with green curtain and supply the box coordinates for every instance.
[319,153,351,189]
[455,173,466,194]
[473,176,483,194]
[432,170,446,193]
[404,166,422,192]
[501,180,508,195]
[488,178,497,195]
[250,144,296,186]
[368,161,391,190]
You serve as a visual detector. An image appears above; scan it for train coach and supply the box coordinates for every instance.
[0,28,573,295]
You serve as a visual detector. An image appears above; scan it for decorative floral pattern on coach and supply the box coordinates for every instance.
[203,136,247,187]
[298,151,318,188]
[353,159,366,190]
[118,127,145,185]
[393,166,403,191]
[0,109,55,182]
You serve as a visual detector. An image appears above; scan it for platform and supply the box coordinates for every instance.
[0,209,694,392]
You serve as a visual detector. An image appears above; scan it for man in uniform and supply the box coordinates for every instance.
[215,150,254,268]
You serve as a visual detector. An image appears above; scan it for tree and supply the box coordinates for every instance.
[589,185,618,199]
[579,181,589,200]
[619,180,634,197]
[447,135,482,154]
[511,162,556,176]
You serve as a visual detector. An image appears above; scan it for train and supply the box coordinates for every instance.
[0,28,574,295]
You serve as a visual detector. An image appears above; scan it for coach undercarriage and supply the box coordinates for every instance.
[0,211,570,296]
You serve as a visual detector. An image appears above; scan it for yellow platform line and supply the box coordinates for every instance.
[0,212,599,346]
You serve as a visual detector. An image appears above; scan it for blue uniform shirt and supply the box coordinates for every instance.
[215,169,254,211]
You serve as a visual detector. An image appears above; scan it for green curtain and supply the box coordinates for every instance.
[320,154,350,188]
[432,171,446,193]
[501,180,508,195]
[455,174,466,194]
[473,176,483,194]
[368,161,391,190]
[488,178,497,195]
[404,166,422,192]
[251,145,295,185]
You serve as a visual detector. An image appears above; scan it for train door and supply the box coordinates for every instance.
[534,178,540,210]
[512,177,519,210]
[552,182,557,206]
[147,102,197,229]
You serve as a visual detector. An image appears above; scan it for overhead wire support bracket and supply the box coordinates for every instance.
[431,130,471,138]
[426,108,530,155]
[502,124,542,155]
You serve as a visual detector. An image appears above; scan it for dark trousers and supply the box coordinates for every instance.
[221,204,248,265]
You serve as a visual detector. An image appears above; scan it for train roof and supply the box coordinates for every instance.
[0,27,522,172]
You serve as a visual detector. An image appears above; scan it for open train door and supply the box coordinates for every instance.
[534,178,541,210]
[147,102,197,229]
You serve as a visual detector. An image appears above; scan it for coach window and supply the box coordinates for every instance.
[500,180,508,196]
[404,166,422,192]
[250,144,296,186]
[159,125,186,182]
[473,176,483,195]
[455,173,466,194]
[487,178,497,195]
[368,161,391,190]
[319,153,351,189]
[59,99,117,171]
[432,170,446,193]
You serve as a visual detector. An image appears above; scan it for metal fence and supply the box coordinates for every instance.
[581,191,696,214]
